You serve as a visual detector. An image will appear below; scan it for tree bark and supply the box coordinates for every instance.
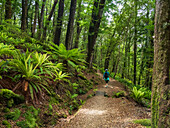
[65,0,77,50]
[5,0,12,20]
[151,0,170,127]
[133,0,137,85]
[74,0,83,48]
[43,0,59,40]
[32,1,39,37]
[38,0,46,39]
[21,0,28,31]
[87,0,106,68]
[54,0,64,45]
[27,0,32,29]
[138,44,144,85]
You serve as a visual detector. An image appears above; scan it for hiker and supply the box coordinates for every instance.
[103,69,110,87]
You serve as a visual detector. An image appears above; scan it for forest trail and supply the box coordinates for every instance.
[55,72,151,128]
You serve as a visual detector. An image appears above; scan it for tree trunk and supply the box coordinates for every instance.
[133,0,137,85]
[21,0,28,31]
[54,0,64,45]
[87,0,106,68]
[5,0,12,20]
[32,1,39,37]
[113,45,121,78]
[27,0,32,29]
[122,41,128,78]
[43,0,58,40]
[151,0,170,127]
[38,0,46,39]
[65,0,77,50]
[74,0,82,48]
[138,44,144,85]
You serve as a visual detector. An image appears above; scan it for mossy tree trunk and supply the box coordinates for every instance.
[5,0,12,20]
[38,0,46,39]
[32,0,39,37]
[54,0,64,45]
[87,0,106,68]
[74,0,82,48]
[43,0,58,40]
[151,0,170,127]
[21,0,28,31]
[65,0,77,50]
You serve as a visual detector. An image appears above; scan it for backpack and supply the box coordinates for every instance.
[104,72,108,79]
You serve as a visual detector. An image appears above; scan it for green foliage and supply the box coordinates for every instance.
[71,94,78,99]
[8,50,54,100]
[0,89,24,108]
[72,83,79,90]
[0,89,14,99]
[0,43,14,57]
[47,43,86,67]
[133,119,151,128]
[53,70,70,82]
[48,104,53,112]
[16,106,40,128]
[4,108,21,121]
[3,108,10,113]
[0,60,8,79]
[0,43,15,78]
[112,91,125,98]
[131,86,145,103]
[78,74,87,80]
[87,94,94,99]
[115,77,151,105]
[93,88,98,92]
[2,120,11,128]
[7,99,14,108]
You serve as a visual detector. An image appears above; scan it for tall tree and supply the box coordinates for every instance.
[151,0,170,127]
[43,0,59,39]
[65,0,77,50]
[74,0,83,48]
[38,0,46,39]
[5,0,12,20]
[133,0,137,85]
[21,0,28,31]
[54,0,64,45]
[87,0,106,68]
[32,0,39,37]
[104,2,127,69]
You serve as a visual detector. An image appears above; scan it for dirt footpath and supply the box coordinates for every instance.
[55,74,151,128]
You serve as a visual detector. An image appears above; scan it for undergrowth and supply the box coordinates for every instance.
[133,119,151,128]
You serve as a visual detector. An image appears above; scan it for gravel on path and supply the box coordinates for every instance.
[55,73,151,128]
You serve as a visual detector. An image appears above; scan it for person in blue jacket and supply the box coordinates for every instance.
[103,69,110,87]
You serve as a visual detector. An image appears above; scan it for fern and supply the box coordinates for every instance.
[48,42,86,67]
[53,70,70,82]
[0,43,14,57]
[8,50,54,101]
[131,86,145,103]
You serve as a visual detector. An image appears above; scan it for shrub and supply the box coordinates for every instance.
[4,108,21,121]
[16,106,40,128]
[2,120,11,128]
[8,50,54,102]
[130,86,145,103]
[133,119,151,127]
[0,89,24,108]
[112,91,125,98]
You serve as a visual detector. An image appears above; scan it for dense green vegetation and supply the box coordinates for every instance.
[0,0,169,127]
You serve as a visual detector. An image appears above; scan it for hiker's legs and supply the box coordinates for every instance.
[105,80,109,87]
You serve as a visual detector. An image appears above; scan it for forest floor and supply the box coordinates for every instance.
[54,72,151,128]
